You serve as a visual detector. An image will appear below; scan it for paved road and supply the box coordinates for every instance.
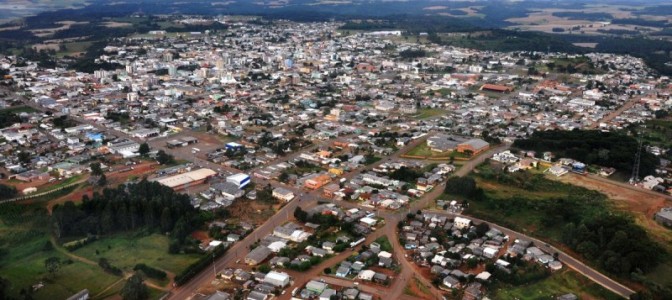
[590,97,640,129]
[422,209,635,299]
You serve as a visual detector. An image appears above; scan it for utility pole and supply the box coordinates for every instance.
[212,252,217,277]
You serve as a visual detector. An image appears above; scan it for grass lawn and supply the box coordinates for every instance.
[37,175,84,193]
[57,41,93,57]
[406,143,434,157]
[73,233,202,275]
[373,235,393,252]
[0,205,121,299]
[493,269,620,300]
[1,242,121,299]
[364,156,382,165]
[405,143,468,160]
[413,108,448,120]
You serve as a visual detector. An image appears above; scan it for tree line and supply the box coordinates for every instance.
[51,180,202,251]
[513,130,658,177]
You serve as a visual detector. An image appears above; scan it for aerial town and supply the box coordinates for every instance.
[1,16,671,300]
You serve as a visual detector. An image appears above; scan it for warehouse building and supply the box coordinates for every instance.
[226,173,250,188]
[153,168,216,190]
[263,271,290,288]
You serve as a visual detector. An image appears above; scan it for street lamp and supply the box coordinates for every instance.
[212,252,217,277]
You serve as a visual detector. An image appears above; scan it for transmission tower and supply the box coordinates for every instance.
[630,136,642,184]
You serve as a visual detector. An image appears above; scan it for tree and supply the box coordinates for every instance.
[0,184,17,200]
[138,143,150,156]
[160,207,173,233]
[171,217,190,243]
[0,276,8,299]
[97,174,107,186]
[18,151,31,164]
[44,257,61,278]
[156,150,175,165]
[293,207,308,223]
[444,176,480,198]
[90,162,104,176]
[475,222,490,237]
[258,264,271,273]
[121,274,149,300]
[278,172,289,183]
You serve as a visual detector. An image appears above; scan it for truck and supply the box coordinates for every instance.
[350,237,366,249]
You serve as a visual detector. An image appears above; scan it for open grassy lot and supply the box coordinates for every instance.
[463,163,615,242]
[57,41,93,57]
[493,269,620,300]
[639,119,672,149]
[406,143,437,157]
[0,188,203,299]
[373,235,392,252]
[405,143,469,160]
[73,233,202,275]
[413,108,447,120]
[37,175,85,193]
[1,240,122,299]
[0,204,121,299]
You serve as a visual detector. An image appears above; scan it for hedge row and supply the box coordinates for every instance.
[174,245,227,286]
[134,263,167,280]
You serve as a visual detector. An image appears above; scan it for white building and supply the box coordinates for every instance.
[226,173,250,188]
[263,271,290,288]
[453,216,471,230]
[272,187,295,202]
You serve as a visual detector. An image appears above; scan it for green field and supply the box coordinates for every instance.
[463,164,610,241]
[493,269,620,300]
[73,233,202,275]
[0,199,202,299]
[405,143,469,160]
[639,119,672,149]
[0,204,121,299]
[373,235,393,252]
[57,41,93,57]
[405,143,438,157]
[413,108,447,119]
[37,175,84,193]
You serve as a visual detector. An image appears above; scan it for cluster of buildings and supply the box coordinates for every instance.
[400,212,562,297]
[1,15,669,197]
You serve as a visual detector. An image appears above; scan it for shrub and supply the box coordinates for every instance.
[133,263,167,280]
